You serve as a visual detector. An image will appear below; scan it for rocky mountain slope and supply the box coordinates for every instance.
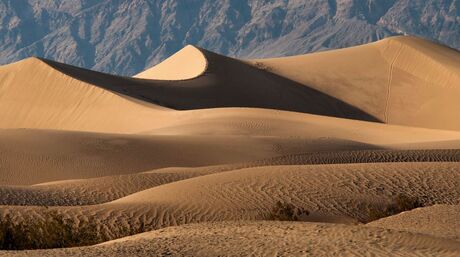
[0,0,458,75]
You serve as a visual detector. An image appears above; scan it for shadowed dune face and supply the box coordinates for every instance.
[41,51,379,122]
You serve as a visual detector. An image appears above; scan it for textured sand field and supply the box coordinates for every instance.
[3,221,460,257]
[0,36,459,256]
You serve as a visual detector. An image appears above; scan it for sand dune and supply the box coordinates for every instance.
[4,128,370,185]
[4,221,459,257]
[368,204,460,241]
[0,58,168,133]
[0,162,458,246]
[110,163,460,223]
[1,149,459,206]
[0,35,459,255]
[1,36,459,133]
[146,108,460,145]
[4,106,460,186]
[253,36,460,130]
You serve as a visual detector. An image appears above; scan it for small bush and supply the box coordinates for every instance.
[270,201,310,221]
[253,61,273,72]
[367,193,423,222]
[0,211,152,250]
[0,211,103,250]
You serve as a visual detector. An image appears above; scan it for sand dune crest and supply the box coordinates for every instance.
[134,45,207,80]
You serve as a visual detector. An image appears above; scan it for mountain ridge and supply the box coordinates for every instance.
[0,0,458,75]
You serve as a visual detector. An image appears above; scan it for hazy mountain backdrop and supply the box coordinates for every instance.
[0,0,458,75]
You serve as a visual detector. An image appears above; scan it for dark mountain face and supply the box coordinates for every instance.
[0,0,458,76]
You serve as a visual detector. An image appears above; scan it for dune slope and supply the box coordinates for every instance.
[367,204,460,241]
[253,36,460,130]
[0,58,167,133]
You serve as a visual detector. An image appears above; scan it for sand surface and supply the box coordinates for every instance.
[3,221,459,257]
[0,35,459,256]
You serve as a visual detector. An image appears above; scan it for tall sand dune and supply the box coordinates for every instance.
[253,36,460,130]
[1,36,459,133]
[0,58,168,133]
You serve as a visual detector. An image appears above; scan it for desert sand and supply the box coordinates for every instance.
[0,35,459,256]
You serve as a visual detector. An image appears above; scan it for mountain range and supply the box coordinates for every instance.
[0,0,458,75]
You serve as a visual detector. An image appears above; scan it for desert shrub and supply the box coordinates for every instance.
[367,193,423,222]
[0,211,104,250]
[253,61,273,72]
[0,211,152,250]
[270,201,310,221]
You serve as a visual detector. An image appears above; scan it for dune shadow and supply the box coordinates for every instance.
[40,51,380,122]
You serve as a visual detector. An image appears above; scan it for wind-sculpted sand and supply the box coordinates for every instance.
[0,36,459,256]
[0,163,459,244]
[1,150,459,206]
[3,221,460,257]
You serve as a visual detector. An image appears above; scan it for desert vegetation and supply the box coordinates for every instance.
[366,194,424,222]
[269,194,425,224]
[0,211,102,250]
[0,211,149,250]
[270,201,310,221]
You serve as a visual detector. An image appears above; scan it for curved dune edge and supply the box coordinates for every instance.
[0,162,458,247]
[5,221,458,257]
[134,45,208,80]
[367,204,460,241]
